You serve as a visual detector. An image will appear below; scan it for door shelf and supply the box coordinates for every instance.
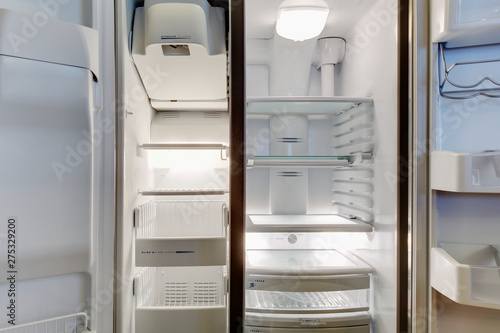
[0,312,89,333]
[246,250,372,276]
[431,150,500,193]
[432,0,500,47]
[431,243,500,310]
[134,266,227,333]
[245,289,369,314]
[246,215,372,233]
[135,201,228,267]
[245,311,370,332]
[246,96,373,116]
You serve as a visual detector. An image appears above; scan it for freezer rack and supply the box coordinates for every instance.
[0,313,90,333]
[135,200,228,266]
[134,267,228,333]
[246,290,369,314]
[439,43,500,99]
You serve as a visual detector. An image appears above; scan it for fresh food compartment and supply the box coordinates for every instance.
[135,201,228,266]
[431,243,500,310]
[134,266,227,333]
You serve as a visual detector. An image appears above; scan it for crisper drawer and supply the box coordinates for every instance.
[245,311,370,332]
[135,201,228,266]
[134,266,227,333]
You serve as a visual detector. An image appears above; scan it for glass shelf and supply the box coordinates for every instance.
[246,96,373,116]
[246,250,372,276]
[246,214,372,233]
[247,156,350,169]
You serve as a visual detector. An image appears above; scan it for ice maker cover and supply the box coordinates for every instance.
[132,0,227,105]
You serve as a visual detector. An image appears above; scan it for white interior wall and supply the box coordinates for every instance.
[335,1,399,332]
[116,0,156,332]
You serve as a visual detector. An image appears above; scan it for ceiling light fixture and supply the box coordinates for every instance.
[276,6,330,42]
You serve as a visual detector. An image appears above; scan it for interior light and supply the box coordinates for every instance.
[276,6,330,42]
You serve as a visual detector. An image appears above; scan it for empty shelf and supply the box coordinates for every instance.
[246,250,372,276]
[246,96,373,116]
[245,290,369,314]
[140,188,228,196]
[0,313,89,333]
[140,143,228,150]
[246,215,372,233]
[431,243,500,310]
[247,156,350,169]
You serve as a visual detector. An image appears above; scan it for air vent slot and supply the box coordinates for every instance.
[161,112,181,119]
[276,137,304,143]
[275,171,304,178]
[204,112,223,119]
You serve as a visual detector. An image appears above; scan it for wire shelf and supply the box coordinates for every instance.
[0,313,89,333]
[439,43,500,99]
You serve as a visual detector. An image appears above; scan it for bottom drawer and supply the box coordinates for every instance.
[245,326,369,333]
[245,311,370,331]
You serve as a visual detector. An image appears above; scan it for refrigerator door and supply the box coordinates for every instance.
[0,3,114,332]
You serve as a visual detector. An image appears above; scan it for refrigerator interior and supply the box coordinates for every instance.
[244,0,403,332]
[116,0,230,332]
[0,0,115,332]
[429,0,500,332]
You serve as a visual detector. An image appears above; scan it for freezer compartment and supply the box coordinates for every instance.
[431,243,500,310]
[431,151,500,193]
[245,311,370,331]
[134,266,227,333]
[0,313,89,333]
[432,0,500,47]
[246,250,372,276]
[135,201,228,266]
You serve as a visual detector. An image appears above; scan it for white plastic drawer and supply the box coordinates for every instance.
[245,311,370,331]
[135,201,228,266]
[134,267,227,333]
